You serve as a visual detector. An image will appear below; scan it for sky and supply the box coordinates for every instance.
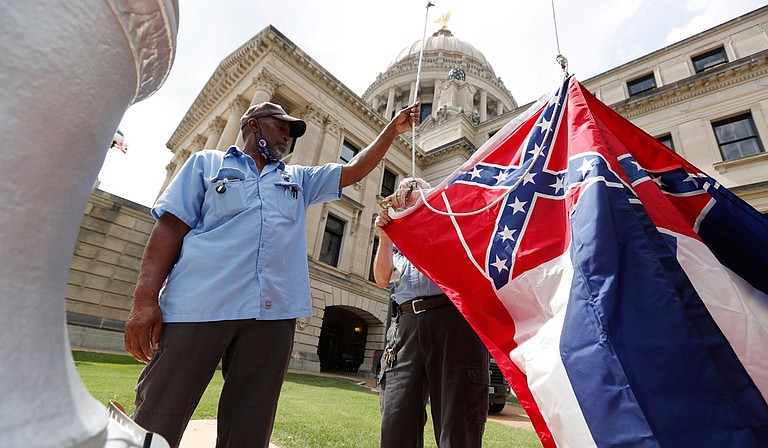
[98,0,767,207]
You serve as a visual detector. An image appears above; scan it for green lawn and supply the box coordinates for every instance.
[74,351,541,447]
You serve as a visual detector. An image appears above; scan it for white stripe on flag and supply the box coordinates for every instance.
[672,231,768,399]
[500,252,597,447]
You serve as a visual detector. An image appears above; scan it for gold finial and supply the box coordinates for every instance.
[434,11,451,30]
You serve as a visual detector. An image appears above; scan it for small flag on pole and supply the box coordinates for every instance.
[385,76,768,448]
[111,129,128,154]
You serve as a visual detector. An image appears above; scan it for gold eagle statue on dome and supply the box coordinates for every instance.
[435,11,450,29]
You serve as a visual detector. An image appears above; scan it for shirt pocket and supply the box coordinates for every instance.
[274,181,302,222]
[210,168,247,219]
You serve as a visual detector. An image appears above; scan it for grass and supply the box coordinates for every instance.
[74,351,541,447]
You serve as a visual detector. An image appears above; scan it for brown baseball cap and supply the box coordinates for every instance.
[240,102,307,138]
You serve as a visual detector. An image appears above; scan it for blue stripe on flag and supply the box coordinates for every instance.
[561,170,764,447]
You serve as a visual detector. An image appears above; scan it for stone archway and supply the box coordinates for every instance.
[316,304,385,377]
[317,306,368,374]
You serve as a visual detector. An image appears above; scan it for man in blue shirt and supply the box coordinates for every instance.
[124,100,419,447]
[374,178,489,448]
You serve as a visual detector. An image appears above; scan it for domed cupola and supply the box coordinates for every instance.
[389,28,494,75]
[362,26,516,127]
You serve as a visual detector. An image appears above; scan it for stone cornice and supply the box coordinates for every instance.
[607,50,768,119]
[729,179,768,195]
[419,137,476,164]
[167,26,410,157]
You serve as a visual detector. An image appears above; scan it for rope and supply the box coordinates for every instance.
[550,0,569,76]
[394,107,557,219]
[407,143,541,218]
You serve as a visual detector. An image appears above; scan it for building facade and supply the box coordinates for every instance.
[68,7,768,376]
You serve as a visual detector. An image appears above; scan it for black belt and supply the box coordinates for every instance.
[397,294,451,315]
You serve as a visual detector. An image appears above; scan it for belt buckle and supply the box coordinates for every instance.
[412,298,426,314]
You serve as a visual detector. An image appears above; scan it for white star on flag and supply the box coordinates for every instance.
[577,158,596,177]
[528,143,544,158]
[536,116,552,134]
[497,225,517,242]
[523,172,536,185]
[507,197,527,214]
[550,176,565,193]
[651,175,666,188]
[490,255,508,273]
[494,170,509,183]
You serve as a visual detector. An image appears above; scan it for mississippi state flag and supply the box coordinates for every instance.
[385,76,768,447]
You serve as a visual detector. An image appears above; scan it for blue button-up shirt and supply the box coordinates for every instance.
[152,147,342,322]
[390,252,444,305]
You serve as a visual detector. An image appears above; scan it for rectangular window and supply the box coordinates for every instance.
[627,73,656,96]
[656,133,675,152]
[419,103,433,123]
[340,140,360,164]
[692,47,728,73]
[368,236,380,282]
[712,113,764,161]
[381,168,397,197]
[319,214,345,266]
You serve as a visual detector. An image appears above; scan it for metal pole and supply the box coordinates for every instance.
[412,1,434,178]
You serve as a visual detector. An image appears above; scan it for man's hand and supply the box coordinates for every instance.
[375,210,393,238]
[124,301,163,363]
[391,102,420,135]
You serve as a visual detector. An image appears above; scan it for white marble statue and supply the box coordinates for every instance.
[0,1,178,446]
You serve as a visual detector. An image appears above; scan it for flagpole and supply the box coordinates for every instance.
[412,1,434,179]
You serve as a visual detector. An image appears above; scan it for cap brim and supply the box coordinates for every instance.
[288,120,306,138]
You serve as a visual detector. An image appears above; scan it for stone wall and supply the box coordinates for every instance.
[66,188,153,353]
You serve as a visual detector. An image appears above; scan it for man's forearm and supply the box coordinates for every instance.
[339,124,400,188]
[373,235,395,288]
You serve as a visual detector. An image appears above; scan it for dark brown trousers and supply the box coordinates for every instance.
[132,318,295,448]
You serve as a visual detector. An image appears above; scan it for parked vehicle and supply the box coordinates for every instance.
[488,357,510,413]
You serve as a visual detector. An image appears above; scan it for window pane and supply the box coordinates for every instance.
[340,140,360,164]
[693,47,727,73]
[720,140,761,161]
[420,103,432,123]
[320,215,345,266]
[368,237,379,282]
[656,134,675,152]
[713,114,764,161]
[715,119,753,143]
[627,74,656,96]
[381,168,397,197]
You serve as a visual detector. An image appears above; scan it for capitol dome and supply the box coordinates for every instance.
[389,28,495,76]
[362,27,516,135]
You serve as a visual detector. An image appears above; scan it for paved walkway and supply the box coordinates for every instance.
[179,419,281,448]
[179,371,375,448]
[178,371,532,447]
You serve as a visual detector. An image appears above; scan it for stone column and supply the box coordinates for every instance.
[409,81,417,103]
[158,134,206,198]
[432,83,441,119]
[217,96,249,150]
[0,0,177,446]
[384,87,396,120]
[497,101,504,116]
[479,89,488,121]
[204,117,226,149]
